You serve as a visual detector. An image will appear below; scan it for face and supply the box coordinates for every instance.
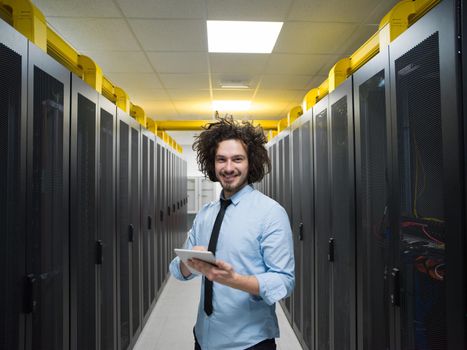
[215,139,249,198]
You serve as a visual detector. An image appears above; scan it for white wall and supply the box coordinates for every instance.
[182,145,222,198]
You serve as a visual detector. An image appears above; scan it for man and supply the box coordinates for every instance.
[169,116,295,350]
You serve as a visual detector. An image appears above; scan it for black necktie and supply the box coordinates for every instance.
[204,198,232,316]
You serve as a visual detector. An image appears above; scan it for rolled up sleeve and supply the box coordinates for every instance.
[255,205,295,305]
[169,223,198,281]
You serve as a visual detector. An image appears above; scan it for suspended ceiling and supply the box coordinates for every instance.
[33,0,399,144]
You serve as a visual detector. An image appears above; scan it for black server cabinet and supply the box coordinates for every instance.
[161,145,168,280]
[298,112,314,350]
[141,129,157,322]
[353,50,392,350]
[116,111,141,350]
[281,133,293,322]
[0,20,28,350]
[156,141,163,290]
[312,96,331,350]
[26,42,71,350]
[270,142,277,201]
[328,78,355,350]
[290,124,303,336]
[389,0,465,348]
[69,74,99,350]
[98,95,118,350]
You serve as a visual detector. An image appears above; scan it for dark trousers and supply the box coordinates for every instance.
[194,329,276,350]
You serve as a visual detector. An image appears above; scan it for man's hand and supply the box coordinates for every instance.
[179,246,206,278]
[188,258,259,296]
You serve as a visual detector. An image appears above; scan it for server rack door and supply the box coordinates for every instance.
[149,138,157,305]
[389,0,465,348]
[141,131,150,320]
[353,50,392,350]
[291,125,303,334]
[156,142,163,290]
[328,78,355,350]
[69,75,99,350]
[26,43,71,350]
[298,112,315,350]
[98,95,118,350]
[0,21,28,350]
[130,125,142,342]
[278,139,284,207]
[282,134,293,321]
[312,96,331,350]
[116,111,141,350]
[162,147,168,280]
[271,145,277,201]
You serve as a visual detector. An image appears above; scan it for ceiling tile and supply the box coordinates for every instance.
[364,1,402,25]
[307,75,328,90]
[274,22,358,55]
[148,52,208,73]
[260,75,313,90]
[288,0,385,22]
[81,51,152,73]
[116,0,206,19]
[34,0,121,17]
[265,53,335,75]
[129,19,207,51]
[159,74,209,89]
[106,72,163,92]
[167,90,211,101]
[341,24,379,56]
[212,89,255,100]
[209,53,269,74]
[173,101,213,118]
[47,18,140,51]
[129,89,170,103]
[210,74,261,90]
[143,101,179,119]
[206,0,293,20]
[254,89,304,101]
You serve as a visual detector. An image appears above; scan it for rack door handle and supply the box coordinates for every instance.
[96,240,103,265]
[298,223,304,241]
[128,224,134,242]
[328,238,335,262]
[391,268,400,306]
[24,274,37,313]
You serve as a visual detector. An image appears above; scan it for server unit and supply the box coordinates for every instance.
[116,110,141,350]
[69,74,99,350]
[0,19,28,350]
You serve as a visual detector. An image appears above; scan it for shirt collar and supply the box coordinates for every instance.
[220,184,254,206]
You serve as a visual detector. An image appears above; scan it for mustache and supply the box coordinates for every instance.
[220,170,240,176]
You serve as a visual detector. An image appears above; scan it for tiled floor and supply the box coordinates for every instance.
[134,276,303,350]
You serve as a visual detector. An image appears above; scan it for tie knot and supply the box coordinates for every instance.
[220,198,232,209]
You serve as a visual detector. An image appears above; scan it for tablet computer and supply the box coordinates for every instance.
[174,248,217,275]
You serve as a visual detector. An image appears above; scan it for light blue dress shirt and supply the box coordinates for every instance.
[170,184,295,350]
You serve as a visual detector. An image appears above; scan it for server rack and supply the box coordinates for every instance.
[140,128,157,323]
[312,96,331,350]
[290,122,303,337]
[388,0,465,347]
[328,77,355,350]
[116,110,142,350]
[69,74,99,350]
[98,94,118,350]
[0,19,28,350]
[298,112,314,350]
[26,41,71,350]
[353,48,392,350]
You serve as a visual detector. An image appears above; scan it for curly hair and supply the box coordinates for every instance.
[193,116,271,184]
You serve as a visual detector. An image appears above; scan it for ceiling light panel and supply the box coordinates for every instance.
[207,21,283,53]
